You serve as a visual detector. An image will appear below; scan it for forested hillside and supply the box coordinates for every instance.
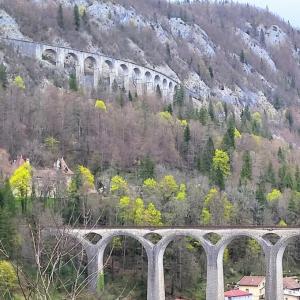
[1,0,300,299]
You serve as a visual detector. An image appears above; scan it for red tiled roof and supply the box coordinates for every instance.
[283,277,300,290]
[225,290,252,297]
[238,276,265,286]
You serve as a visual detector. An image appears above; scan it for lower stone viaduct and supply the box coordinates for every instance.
[1,37,186,99]
[47,226,300,300]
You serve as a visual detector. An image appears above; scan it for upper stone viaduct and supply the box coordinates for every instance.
[47,226,300,300]
[1,37,189,100]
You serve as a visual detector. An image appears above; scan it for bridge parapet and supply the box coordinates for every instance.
[1,37,186,100]
[44,227,300,300]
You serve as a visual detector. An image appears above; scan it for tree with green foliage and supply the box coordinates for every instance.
[198,106,208,125]
[13,75,25,90]
[69,74,78,91]
[208,66,214,79]
[295,166,300,192]
[200,188,234,225]
[240,49,246,64]
[57,4,64,29]
[208,100,215,121]
[0,260,17,297]
[198,137,215,174]
[173,85,185,107]
[0,64,8,89]
[265,162,276,187]
[139,156,155,181]
[222,117,236,151]
[183,124,191,144]
[74,4,80,30]
[286,110,294,131]
[128,90,133,102]
[212,150,230,190]
[9,162,32,213]
[277,147,285,163]
[156,85,162,98]
[240,151,252,182]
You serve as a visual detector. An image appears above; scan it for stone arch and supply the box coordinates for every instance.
[84,56,97,75]
[42,48,57,65]
[119,63,129,76]
[169,81,173,90]
[145,71,152,82]
[203,232,222,245]
[154,74,160,84]
[64,52,78,73]
[162,78,168,89]
[104,59,113,70]
[84,232,102,245]
[156,232,207,300]
[133,67,141,80]
[97,232,152,298]
[144,232,162,244]
[278,233,300,278]
[262,233,281,245]
[219,232,267,296]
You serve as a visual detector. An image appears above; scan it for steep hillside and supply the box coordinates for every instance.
[1,0,300,113]
[1,1,300,300]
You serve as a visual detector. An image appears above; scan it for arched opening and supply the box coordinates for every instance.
[100,235,148,299]
[154,74,160,85]
[84,56,97,75]
[84,232,102,245]
[144,232,162,244]
[262,233,281,245]
[145,71,152,82]
[64,52,78,75]
[163,236,207,299]
[223,236,266,298]
[42,48,57,65]
[162,78,168,89]
[133,67,141,80]
[42,234,89,296]
[283,236,300,288]
[169,81,173,90]
[203,232,222,245]
[101,60,113,89]
[119,63,129,76]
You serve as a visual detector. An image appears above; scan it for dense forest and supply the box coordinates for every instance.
[1,0,300,299]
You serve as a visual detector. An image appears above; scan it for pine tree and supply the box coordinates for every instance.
[222,117,236,151]
[198,106,208,125]
[277,147,285,163]
[0,64,8,89]
[286,110,294,131]
[166,43,171,62]
[139,156,155,181]
[184,124,191,144]
[128,90,133,102]
[69,74,78,91]
[265,162,276,187]
[74,5,80,31]
[156,85,162,98]
[240,50,246,64]
[295,166,300,192]
[208,66,214,79]
[259,29,265,46]
[57,4,64,29]
[173,85,184,106]
[208,100,215,121]
[198,137,215,174]
[240,151,252,181]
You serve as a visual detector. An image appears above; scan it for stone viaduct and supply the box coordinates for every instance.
[46,226,300,300]
[1,37,185,99]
